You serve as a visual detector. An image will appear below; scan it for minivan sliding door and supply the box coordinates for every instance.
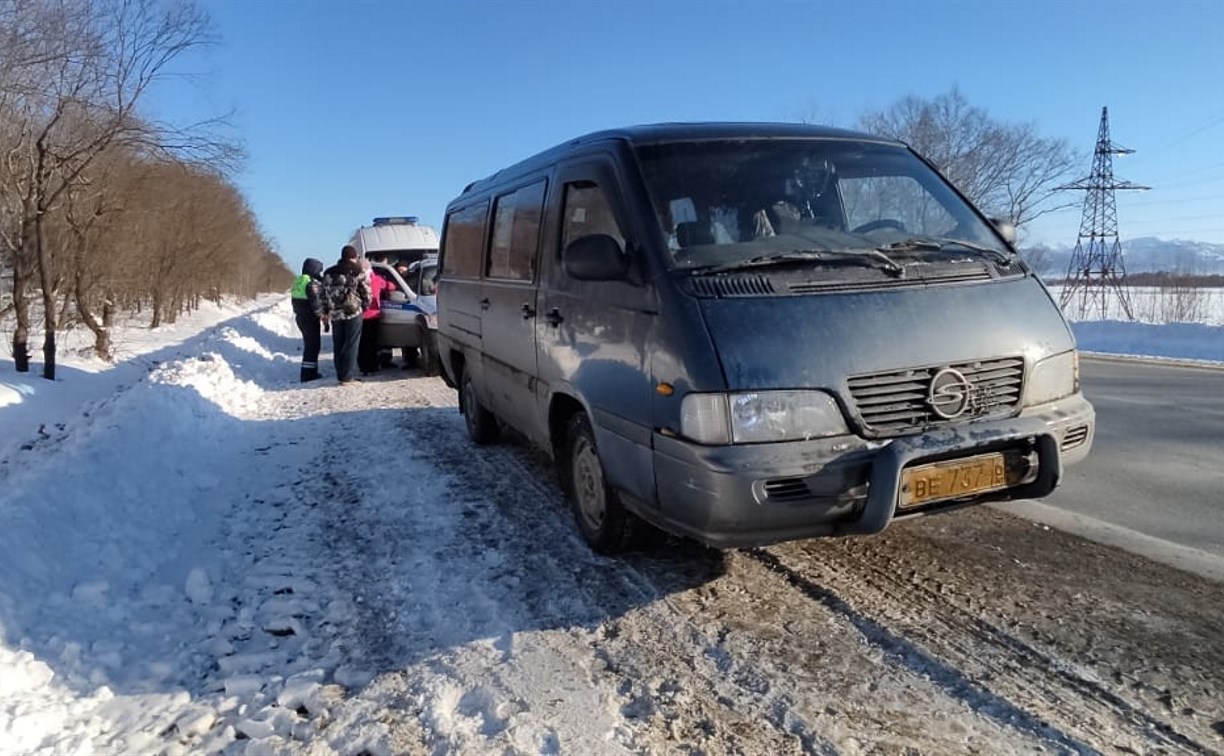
[479,179,548,438]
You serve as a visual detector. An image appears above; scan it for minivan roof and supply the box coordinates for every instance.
[458,121,903,197]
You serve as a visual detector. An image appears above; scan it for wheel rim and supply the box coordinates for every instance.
[572,436,606,531]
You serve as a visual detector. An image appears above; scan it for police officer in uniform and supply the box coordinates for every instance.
[291,257,327,382]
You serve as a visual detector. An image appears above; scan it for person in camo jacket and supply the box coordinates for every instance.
[320,245,372,385]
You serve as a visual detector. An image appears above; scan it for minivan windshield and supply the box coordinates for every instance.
[634,139,1010,273]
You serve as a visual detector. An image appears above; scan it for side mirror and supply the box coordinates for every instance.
[989,218,1017,245]
[387,290,408,303]
[563,234,629,281]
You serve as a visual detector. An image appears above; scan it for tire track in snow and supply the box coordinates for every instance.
[751,542,1215,755]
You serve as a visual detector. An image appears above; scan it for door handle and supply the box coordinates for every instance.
[521,303,536,319]
[480,298,491,311]
[544,308,564,327]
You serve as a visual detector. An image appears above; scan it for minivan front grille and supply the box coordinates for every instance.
[685,274,775,298]
[847,357,1024,436]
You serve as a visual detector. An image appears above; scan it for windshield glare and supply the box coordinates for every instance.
[634,139,1005,271]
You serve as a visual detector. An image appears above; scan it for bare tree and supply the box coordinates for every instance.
[0,0,83,370]
[1,0,218,378]
[67,156,286,335]
[61,146,134,358]
[858,87,1081,230]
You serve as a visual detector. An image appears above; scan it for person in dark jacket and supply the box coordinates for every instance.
[291,257,326,382]
[320,245,373,385]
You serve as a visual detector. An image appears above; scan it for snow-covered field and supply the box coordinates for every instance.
[1,292,1222,754]
[1050,284,1224,364]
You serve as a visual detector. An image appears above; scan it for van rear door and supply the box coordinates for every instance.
[438,201,489,350]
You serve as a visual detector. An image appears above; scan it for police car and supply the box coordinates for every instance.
[372,256,439,374]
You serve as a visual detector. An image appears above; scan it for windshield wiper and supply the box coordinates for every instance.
[883,237,1017,267]
[689,248,906,277]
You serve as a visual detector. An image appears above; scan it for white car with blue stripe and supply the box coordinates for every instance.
[373,257,440,373]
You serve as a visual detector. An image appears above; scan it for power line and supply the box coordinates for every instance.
[1118,191,1224,208]
[1142,109,1224,157]
[1142,173,1224,191]
[1117,211,1224,224]
[1139,158,1224,183]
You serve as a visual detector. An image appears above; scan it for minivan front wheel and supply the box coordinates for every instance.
[461,371,499,445]
[565,413,634,553]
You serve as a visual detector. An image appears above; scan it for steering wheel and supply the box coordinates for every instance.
[852,218,907,234]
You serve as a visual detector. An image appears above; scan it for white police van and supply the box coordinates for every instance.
[372,257,439,374]
[347,216,441,373]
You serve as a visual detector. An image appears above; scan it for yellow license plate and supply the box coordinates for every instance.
[899,452,1020,510]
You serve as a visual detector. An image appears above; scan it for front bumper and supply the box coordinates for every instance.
[649,394,1094,548]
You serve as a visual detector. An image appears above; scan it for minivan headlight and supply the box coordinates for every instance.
[1024,350,1079,407]
[680,390,849,445]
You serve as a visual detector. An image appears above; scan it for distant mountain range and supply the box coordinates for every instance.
[1022,237,1224,276]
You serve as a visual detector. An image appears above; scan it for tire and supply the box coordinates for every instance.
[564,413,635,554]
[460,369,500,445]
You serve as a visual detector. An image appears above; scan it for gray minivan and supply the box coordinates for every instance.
[436,123,1094,553]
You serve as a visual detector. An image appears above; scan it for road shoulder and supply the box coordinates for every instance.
[994,499,1224,583]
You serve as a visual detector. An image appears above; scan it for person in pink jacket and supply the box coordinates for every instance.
[357,259,391,375]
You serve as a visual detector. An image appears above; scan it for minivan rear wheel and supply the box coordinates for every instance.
[565,413,635,553]
[461,370,499,445]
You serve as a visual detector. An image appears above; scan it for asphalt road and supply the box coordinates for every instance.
[1030,356,1224,563]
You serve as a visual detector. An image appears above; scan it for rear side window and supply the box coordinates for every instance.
[441,202,487,278]
[561,181,625,254]
[488,180,546,281]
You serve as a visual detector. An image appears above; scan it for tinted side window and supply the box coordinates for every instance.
[441,202,487,278]
[560,181,625,254]
[488,180,546,281]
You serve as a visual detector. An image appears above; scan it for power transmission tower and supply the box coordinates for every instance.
[1057,107,1149,320]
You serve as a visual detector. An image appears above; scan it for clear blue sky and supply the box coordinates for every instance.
[150,0,1224,269]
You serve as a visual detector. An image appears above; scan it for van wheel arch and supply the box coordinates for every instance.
[548,394,585,465]
[439,348,459,388]
[460,366,499,445]
[562,411,637,554]
[417,318,440,375]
